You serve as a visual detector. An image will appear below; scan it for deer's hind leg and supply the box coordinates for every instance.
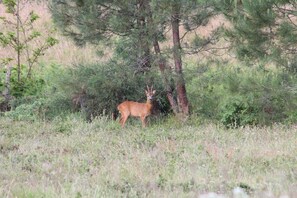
[119,110,129,127]
[121,115,129,127]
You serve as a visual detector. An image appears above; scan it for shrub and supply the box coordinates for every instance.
[187,63,297,127]
[219,96,257,128]
[42,62,170,120]
[0,65,45,98]
[5,97,47,121]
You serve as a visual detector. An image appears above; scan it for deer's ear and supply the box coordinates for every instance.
[152,90,156,94]
[145,90,148,94]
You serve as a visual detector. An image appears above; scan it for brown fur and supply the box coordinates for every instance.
[117,86,155,127]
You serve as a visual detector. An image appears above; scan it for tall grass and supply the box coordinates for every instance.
[0,116,296,197]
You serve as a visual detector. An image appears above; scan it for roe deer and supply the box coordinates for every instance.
[117,86,156,127]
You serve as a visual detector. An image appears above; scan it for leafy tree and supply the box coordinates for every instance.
[50,0,218,118]
[0,0,58,109]
[216,0,297,71]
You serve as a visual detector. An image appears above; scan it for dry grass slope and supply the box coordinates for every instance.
[0,1,109,67]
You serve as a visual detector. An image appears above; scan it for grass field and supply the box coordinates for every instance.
[0,116,296,197]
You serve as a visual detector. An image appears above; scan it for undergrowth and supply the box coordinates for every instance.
[186,63,297,127]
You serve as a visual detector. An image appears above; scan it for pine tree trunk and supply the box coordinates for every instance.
[146,1,179,115]
[152,38,179,115]
[171,3,189,116]
[137,0,151,71]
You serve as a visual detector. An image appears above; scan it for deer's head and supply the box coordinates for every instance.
[145,85,156,101]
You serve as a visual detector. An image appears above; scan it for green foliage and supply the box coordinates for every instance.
[0,66,45,98]
[0,0,58,114]
[0,2,58,59]
[2,0,16,13]
[10,61,295,126]
[219,96,257,128]
[216,0,297,70]
[50,0,219,118]
[0,0,58,81]
[187,63,297,127]
[41,62,170,120]
[29,11,40,22]
[5,97,47,121]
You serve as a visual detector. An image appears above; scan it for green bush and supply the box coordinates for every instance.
[219,96,257,128]
[5,98,47,121]
[187,63,297,127]
[0,66,45,99]
[0,65,47,118]
[7,60,297,126]
[42,62,170,120]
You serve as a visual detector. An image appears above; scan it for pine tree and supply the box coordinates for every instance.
[217,0,297,71]
[50,0,217,117]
